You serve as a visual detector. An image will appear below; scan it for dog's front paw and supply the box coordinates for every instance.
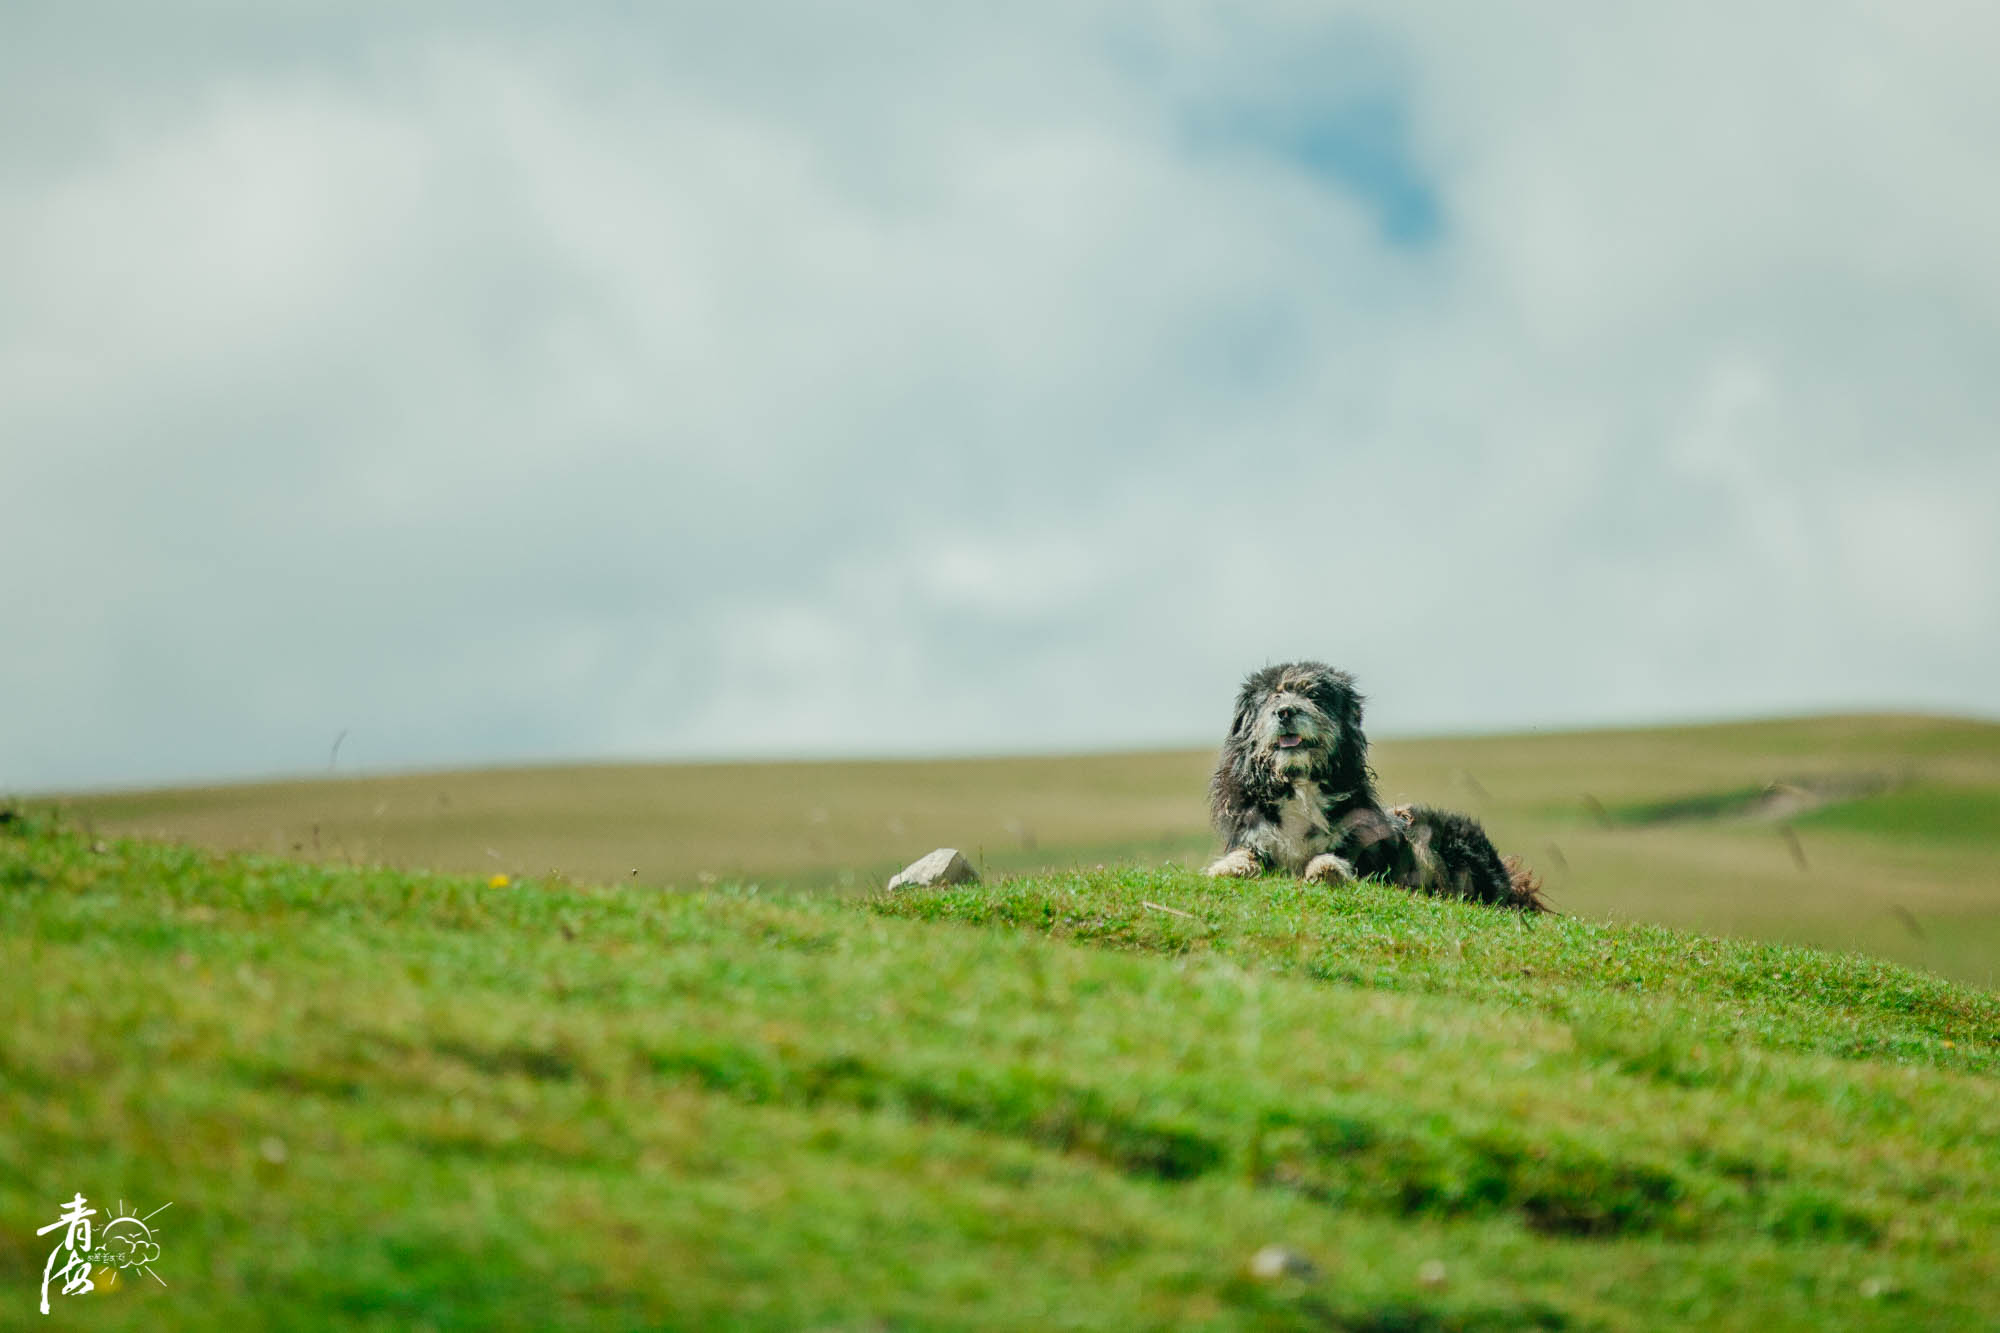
[1302,853,1356,885]
[1203,848,1262,878]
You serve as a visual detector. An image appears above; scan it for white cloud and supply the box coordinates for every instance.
[3,4,1997,788]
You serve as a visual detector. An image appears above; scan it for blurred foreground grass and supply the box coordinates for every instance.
[42,714,2000,987]
[4,810,1997,1329]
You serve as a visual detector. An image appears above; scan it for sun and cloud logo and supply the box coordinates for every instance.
[91,1200,168,1281]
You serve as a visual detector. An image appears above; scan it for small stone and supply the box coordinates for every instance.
[1248,1245,1317,1282]
[259,1136,288,1164]
[1417,1259,1447,1289]
[886,848,979,892]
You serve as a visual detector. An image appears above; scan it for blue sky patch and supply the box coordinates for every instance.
[1195,90,1444,247]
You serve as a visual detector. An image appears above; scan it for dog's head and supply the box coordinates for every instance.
[1224,661,1370,790]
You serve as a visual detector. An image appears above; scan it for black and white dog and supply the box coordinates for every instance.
[1204,662,1545,910]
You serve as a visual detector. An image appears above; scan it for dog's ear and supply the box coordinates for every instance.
[1227,672,1274,740]
[1306,670,1363,736]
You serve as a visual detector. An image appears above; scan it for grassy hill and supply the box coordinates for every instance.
[3,806,1998,1329]
[44,714,2000,987]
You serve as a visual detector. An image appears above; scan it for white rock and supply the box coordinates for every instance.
[886,848,978,892]
[1248,1245,1317,1282]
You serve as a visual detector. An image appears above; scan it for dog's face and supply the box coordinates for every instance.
[1229,662,1365,781]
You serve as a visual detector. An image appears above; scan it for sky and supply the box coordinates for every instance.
[5,2,1998,792]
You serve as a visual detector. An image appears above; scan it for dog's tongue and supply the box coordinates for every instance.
[1277,734,1303,749]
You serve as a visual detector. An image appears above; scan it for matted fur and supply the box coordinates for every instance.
[1204,662,1546,911]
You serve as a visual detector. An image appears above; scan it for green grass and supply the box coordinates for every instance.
[38,714,2000,988]
[4,808,1998,1330]
[1598,783,1780,825]
[1794,785,2000,847]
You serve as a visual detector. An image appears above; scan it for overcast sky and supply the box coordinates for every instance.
[5,2,1998,791]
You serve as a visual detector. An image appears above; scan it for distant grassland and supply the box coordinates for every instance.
[42,714,2000,988]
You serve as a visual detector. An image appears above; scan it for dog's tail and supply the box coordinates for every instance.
[1501,855,1549,914]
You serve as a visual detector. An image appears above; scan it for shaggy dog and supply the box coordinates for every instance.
[1203,662,1545,911]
